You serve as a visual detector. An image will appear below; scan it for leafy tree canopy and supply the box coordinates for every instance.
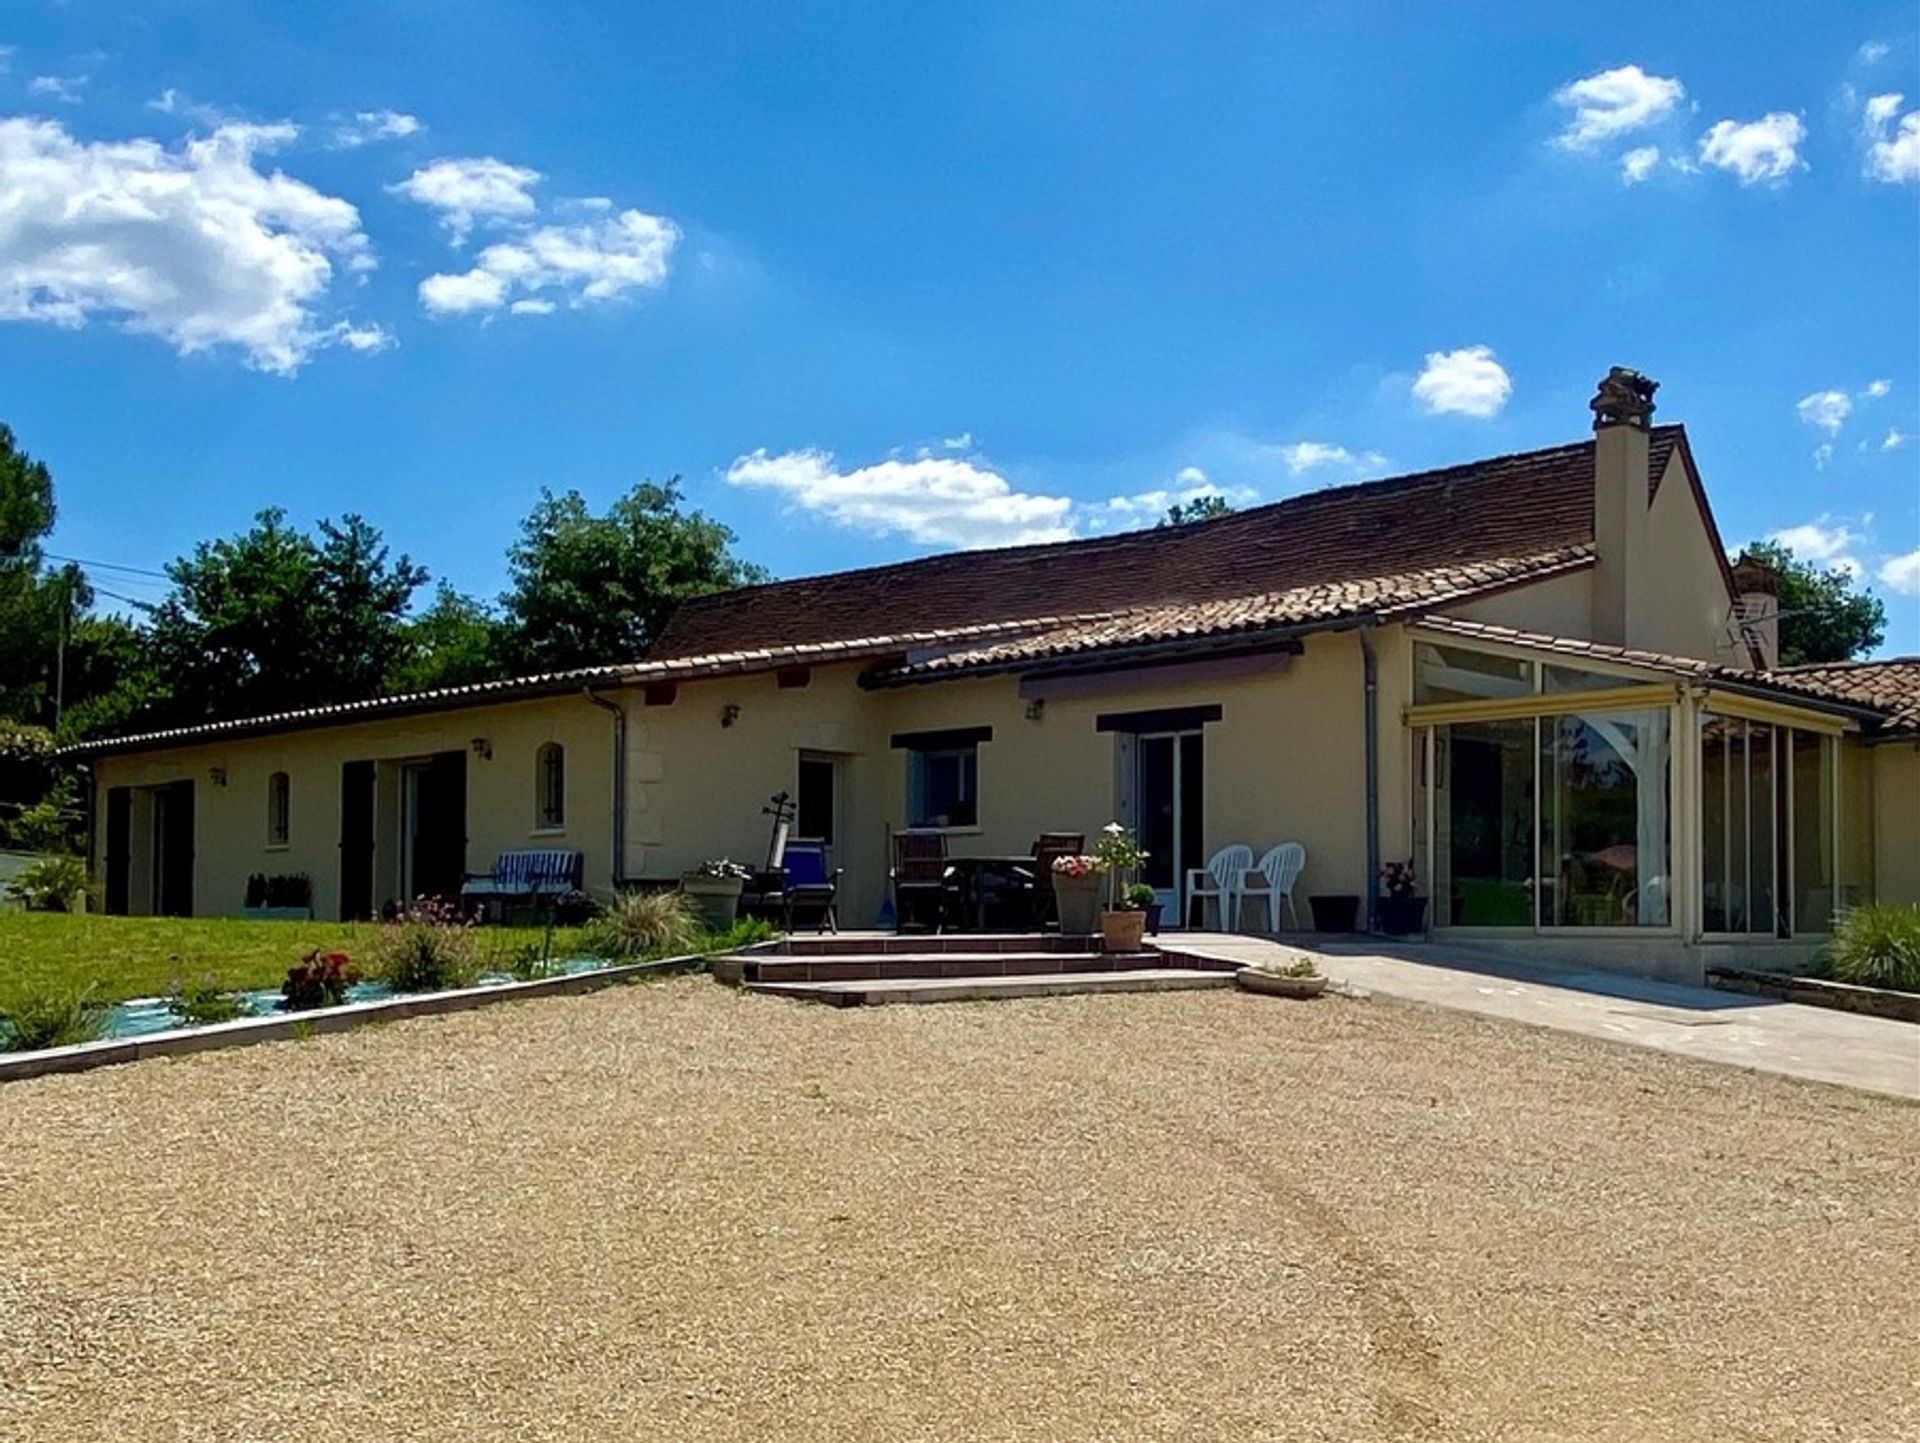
[1741,541,1887,666]
[1160,494,1235,526]
[142,509,429,725]
[390,583,508,694]
[499,480,768,673]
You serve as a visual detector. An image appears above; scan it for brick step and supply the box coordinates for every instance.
[747,968,1238,1008]
[777,932,1102,958]
[742,951,1173,984]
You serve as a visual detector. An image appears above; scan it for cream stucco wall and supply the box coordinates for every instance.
[92,694,616,919]
[1871,742,1920,905]
[1444,569,1595,638]
[1637,455,1744,664]
[622,629,1391,925]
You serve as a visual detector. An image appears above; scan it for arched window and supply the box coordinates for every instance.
[536,743,565,829]
[267,771,291,846]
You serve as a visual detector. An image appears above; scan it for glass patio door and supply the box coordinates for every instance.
[1133,731,1204,921]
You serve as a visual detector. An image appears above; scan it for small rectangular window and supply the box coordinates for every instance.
[267,772,290,846]
[907,745,977,829]
[537,744,565,829]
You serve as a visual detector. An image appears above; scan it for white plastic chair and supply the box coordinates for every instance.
[1186,844,1254,930]
[1240,843,1306,933]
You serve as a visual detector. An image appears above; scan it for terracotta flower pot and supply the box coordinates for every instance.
[1099,908,1148,953]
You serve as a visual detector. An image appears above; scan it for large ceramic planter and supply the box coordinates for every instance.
[1052,873,1102,935]
[1099,908,1149,953]
[1377,895,1429,936]
[680,874,744,931]
[1236,967,1329,1000]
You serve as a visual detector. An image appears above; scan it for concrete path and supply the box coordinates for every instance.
[1157,931,1920,1101]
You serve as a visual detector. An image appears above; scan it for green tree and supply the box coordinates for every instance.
[0,425,66,721]
[141,509,429,725]
[1160,494,1235,526]
[499,480,767,672]
[1742,541,1887,666]
[390,584,508,693]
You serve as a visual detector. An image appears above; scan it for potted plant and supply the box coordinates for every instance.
[1377,860,1428,936]
[1235,953,1328,999]
[1094,822,1152,952]
[1049,853,1105,936]
[681,860,752,930]
[1128,882,1164,936]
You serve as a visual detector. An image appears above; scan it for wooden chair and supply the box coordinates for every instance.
[891,830,954,933]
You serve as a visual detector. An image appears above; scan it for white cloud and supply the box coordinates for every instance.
[940,432,974,452]
[332,109,422,149]
[28,75,86,104]
[1698,112,1806,184]
[1770,517,1865,578]
[1276,441,1389,475]
[725,448,1076,550]
[1862,93,1920,183]
[417,208,679,316]
[1097,468,1257,526]
[1879,548,1920,596]
[0,116,381,374]
[1861,378,1893,399]
[1812,442,1834,470]
[391,156,541,241]
[1412,345,1512,418]
[1796,390,1852,434]
[508,297,556,316]
[1859,40,1891,65]
[1620,145,1661,183]
[1883,427,1910,451]
[1553,65,1684,150]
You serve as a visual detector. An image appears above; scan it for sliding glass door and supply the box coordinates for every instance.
[1700,714,1835,937]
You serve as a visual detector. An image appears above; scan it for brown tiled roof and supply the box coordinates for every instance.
[868,550,1595,684]
[1772,658,1920,733]
[653,427,1686,659]
[1415,618,1910,729]
[58,615,1105,758]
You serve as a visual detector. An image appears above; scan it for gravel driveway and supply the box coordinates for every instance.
[1,978,1913,1442]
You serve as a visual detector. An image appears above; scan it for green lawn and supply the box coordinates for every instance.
[0,913,588,1005]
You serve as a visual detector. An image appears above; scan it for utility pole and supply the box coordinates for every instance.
[53,564,74,735]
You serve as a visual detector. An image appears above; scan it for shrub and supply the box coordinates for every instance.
[280,950,361,1011]
[167,976,252,1026]
[367,901,481,993]
[502,939,563,982]
[6,854,89,912]
[705,916,778,952]
[583,888,702,959]
[2,985,108,1052]
[1822,905,1920,992]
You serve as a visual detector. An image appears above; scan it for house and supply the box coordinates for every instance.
[68,369,1920,982]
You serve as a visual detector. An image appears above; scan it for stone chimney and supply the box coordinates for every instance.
[1589,366,1658,647]
[1729,549,1782,669]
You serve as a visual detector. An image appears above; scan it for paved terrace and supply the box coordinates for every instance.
[1156,931,1920,1101]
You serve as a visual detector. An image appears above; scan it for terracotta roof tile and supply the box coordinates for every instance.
[1771,658,1920,733]
[869,549,1595,683]
[653,427,1683,659]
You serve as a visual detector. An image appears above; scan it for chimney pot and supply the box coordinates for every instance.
[1591,366,1659,431]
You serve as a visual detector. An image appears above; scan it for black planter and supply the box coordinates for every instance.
[1308,894,1360,933]
[1377,895,1429,936]
[1144,902,1165,936]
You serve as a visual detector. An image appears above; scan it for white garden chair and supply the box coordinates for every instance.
[1240,843,1306,933]
[1186,844,1254,930]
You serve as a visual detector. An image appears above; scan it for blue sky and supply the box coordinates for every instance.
[3,2,1917,652]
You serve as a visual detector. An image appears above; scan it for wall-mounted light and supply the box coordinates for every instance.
[208,765,228,787]
[470,737,493,761]
[1025,698,1046,722]
[720,704,741,729]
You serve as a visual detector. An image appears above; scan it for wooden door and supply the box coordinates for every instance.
[339,760,376,920]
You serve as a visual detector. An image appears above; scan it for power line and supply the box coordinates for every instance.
[0,549,172,579]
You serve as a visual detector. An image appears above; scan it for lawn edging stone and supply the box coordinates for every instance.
[1705,965,1920,1025]
[0,954,706,1084]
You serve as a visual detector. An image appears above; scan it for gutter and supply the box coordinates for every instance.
[584,689,628,890]
[1360,625,1380,934]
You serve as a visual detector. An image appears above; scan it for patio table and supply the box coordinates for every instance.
[945,855,1042,931]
